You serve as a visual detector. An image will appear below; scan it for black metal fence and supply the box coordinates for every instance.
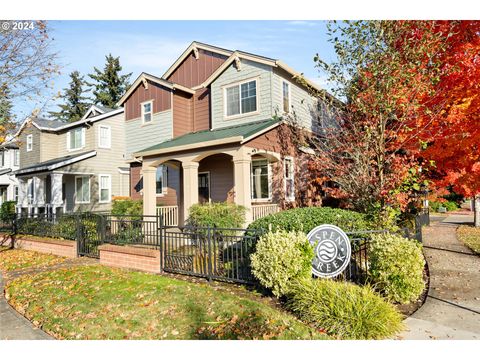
[3,210,429,285]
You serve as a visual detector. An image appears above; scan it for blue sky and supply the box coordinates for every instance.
[14,20,337,119]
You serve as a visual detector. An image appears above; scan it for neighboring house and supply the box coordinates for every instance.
[0,141,20,206]
[13,106,129,215]
[118,41,327,225]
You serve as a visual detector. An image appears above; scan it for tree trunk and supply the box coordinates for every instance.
[474,195,480,227]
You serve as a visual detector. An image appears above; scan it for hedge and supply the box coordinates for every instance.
[247,207,372,233]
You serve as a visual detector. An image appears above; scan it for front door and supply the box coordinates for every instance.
[198,172,210,204]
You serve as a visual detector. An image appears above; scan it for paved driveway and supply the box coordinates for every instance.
[400,214,480,339]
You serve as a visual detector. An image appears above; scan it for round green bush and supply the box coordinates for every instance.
[247,207,372,234]
[186,202,246,229]
[250,230,314,298]
[368,233,425,304]
[287,277,404,339]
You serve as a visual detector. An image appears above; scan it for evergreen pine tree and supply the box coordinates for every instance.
[87,54,131,108]
[0,85,14,126]
[49,71,91,122]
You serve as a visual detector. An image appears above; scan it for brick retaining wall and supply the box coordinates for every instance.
[13,236,77,258]
[98,244,161,273]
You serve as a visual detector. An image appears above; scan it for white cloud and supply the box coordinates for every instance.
[286,20,320,27]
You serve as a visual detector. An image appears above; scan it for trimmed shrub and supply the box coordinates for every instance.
[250,230,314,297]
[429,200,458,212]
[287,277,404,339]
[368,233,425,304]
[247,207,372,234]
[186,202,246,229]
[0,200,16,222]
[111,198,143,216]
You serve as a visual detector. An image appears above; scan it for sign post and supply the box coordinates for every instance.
[307,224,352,278]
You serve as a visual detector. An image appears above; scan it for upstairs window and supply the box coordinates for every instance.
[284,157,295,201]
[156,165,167,195]
[0,151,4,167]
[225,79,257,117]
[26,134,33,152]
[251,159,271,200]
[98,125,111,148]
[282,81,291,113]
[142,101,153,124]
[14,150,20,166]
[68,127,85,151]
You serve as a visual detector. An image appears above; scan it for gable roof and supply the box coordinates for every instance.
[14,107,124,138]
[116,72,195,107]
[13,150,97,176]
[135,118,282,157]
[162,41,234,80]
[80,104,114,121]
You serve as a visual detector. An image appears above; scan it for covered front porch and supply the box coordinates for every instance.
[144,145,281,226]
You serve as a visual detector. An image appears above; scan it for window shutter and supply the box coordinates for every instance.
[66,131,71,150]
[106,127,111,148]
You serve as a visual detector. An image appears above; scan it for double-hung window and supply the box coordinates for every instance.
[284,157,295,201]
[282,81,291,113]
[75,176,90,204]
[98,125,111,148]
[26,134,33,152]
[251,159,271,200]
[0,151,4,167]
[99,174,111,203]
[225,79,257,117]
[142,101,153,124]
[14,150,20,166]
[156,165,167,195]
[68,127,85,151]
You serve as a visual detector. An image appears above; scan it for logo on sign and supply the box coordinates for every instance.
[307,224,352,278]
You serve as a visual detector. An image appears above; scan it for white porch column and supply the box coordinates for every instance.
[142,165,157,216]
[51,173,63,211]
[17,178,27,214]
[233,148,252,225]
[34,176,46,206]
[182,161,199,221]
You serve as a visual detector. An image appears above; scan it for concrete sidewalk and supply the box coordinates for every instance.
[399,214,480,340]
[0,272,52,340]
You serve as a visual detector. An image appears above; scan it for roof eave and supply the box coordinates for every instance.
[134,136,244,158]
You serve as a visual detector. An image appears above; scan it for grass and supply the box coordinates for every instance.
[457,225,480,255]
[0,247,66,272]
[5,265,328,340]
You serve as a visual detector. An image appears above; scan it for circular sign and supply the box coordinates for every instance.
[307,224,352,278]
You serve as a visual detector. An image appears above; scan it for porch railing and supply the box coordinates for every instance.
[156,205,179,226]
[252,204,279,221]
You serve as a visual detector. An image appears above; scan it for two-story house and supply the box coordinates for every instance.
[0,141,20,206]
[13,106,129,215]
[118,41,325,225]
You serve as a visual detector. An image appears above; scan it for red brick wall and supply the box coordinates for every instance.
[13,236,77,258]
[99,244,161,273]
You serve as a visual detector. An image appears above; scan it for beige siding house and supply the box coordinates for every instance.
[13,107,129,215]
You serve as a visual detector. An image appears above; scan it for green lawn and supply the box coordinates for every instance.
[5,265,328,340]
[457,225,480,255]
[0,247,66,271]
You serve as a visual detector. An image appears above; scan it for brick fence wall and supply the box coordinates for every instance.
[15,236,77,258]
[98,244,161,273]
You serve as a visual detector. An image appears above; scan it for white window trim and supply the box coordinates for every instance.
[26,134,33,152]
[98,174,112,203]
[250,159,272,202]
[141,100,154,125]
[14,149,20,166]
[223,77,260,120]
[284,156,295,202]
[75,175,91,204]
[67,127,86,152]
[282,80,292,115]
[98,125,112,149]
[155,165,168,196]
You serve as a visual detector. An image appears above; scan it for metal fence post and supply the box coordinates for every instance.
[75,214,82,257]
[207,225,213,282]
[157,214,164,273]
